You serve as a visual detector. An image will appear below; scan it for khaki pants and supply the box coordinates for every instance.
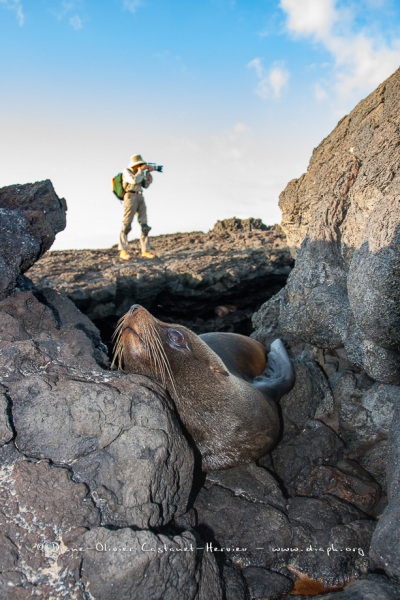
[118,192,151,253]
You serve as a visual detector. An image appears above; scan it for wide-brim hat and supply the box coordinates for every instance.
[130,154,146,167]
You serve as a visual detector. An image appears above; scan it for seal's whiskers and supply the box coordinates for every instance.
[142,321,177,397]
[111,315,125,369]
[111,313,178,399]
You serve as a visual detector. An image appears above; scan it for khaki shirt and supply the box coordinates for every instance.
[122,167,153,193]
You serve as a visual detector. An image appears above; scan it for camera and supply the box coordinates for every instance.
[148,163,163,172]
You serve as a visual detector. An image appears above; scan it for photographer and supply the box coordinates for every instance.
[118,153,161,260]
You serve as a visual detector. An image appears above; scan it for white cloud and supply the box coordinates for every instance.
[281,0,337,38]
[122,0,143,14]
[232,122,249,134]
[269,64,290,97]
[0,0,25,25]
[52,1,85,30]
[314,82,328,102]
[69,14,83,30]
[248,58,289,100]
[327,31,400,100]
[211,122,252,162]
[280,0,400,106]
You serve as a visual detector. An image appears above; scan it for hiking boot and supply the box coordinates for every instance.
[141,251,155,259]
[119,250,130,260]
[141,224,152,236]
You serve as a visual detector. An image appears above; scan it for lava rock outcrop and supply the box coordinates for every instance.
[0,180,66,299]
[27,219,293,348]
[252,67,400,593]
[275,67,400,385]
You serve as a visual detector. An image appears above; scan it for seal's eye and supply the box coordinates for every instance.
[167,329,187,348]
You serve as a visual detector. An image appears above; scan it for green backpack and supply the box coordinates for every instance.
[112,172,125,200]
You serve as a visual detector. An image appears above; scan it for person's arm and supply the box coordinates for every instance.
[142,171,153,188]
[123,167,145,185]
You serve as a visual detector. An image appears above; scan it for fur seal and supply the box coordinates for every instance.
[113,304,295,471]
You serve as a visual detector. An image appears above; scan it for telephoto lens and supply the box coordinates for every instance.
[148,163,163,172]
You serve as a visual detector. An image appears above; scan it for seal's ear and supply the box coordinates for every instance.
[210,366,230,376]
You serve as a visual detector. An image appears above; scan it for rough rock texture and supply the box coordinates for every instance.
[0,285,202,596]
[0,444,99,598]
[370,401,400,583]
[285,495,373,589]
[273,68,400,384]
[242,566,293,598]
[319,575,400,600]
[80,528,224,600]
[27,219,293,347]
[0,180,67,299]
[194,464,291,568]
[253,68,400,596]
[11,371,193,529]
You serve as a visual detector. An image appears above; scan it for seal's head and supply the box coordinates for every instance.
[113,304,230,401]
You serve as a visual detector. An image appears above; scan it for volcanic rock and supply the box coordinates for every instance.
[0,180,66,299]
[27,219,293,348]
[370,401,400,583]
[320,574,400,599]
[253,67,400,593]
[80,528,224,600]
[242,566,293,599]
[194,463,291,568]
[267,68,400,384]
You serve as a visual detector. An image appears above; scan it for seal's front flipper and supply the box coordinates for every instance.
[253,339,295,403]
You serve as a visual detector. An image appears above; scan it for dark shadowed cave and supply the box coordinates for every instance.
[93,270,290,354]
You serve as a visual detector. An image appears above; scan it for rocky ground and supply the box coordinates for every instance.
[0,68,400,600]
[28,218,293,351]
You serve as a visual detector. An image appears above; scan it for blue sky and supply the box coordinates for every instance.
[1,0,399,250]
